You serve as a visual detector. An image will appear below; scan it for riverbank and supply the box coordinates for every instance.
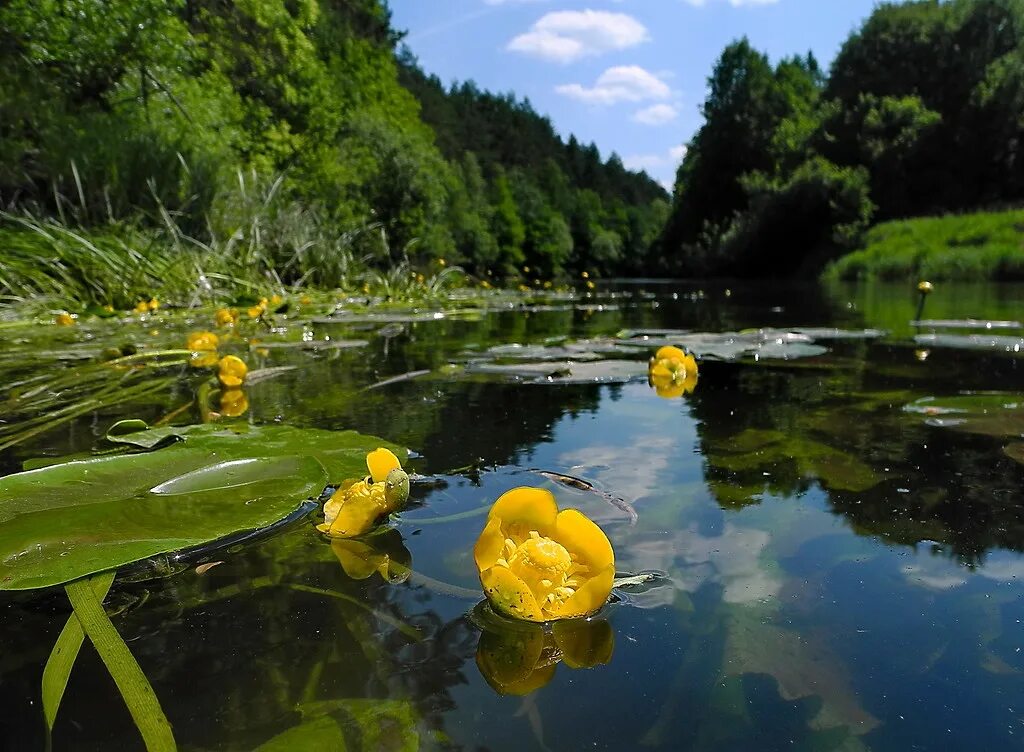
[824,208,1024,282]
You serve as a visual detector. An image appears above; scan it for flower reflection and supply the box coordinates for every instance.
[648,345,698,398]
[218,388,249,417]
[474,487,615,622]
[317,448,411,538]
[217,355,248,388]
[331,528,412,583]
[475,607,614,695]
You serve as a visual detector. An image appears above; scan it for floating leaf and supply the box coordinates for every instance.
[465,359,645,384]
[914,333,1024,354]
[0,424,403,590]
[905,394,1024,438]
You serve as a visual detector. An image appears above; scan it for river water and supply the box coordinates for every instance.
[1,280,1022,751]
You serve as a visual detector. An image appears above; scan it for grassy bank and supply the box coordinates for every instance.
[823,208,1024,282]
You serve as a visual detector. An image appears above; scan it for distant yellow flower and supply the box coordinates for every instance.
[416,273,425,284]
[523,266,530,273]
[219,388,248,417]
[270,294,283,306]
[317,448,410,538]
[476,617,614,695]
[474,487,615,623]
[438,258,446,267]
[648,345,698,398]
[247,299,267,319]
[543,281,552,289]
[134,301,150,314]
[147,298,159,312]
[55,312,76,326]
[189,351,219,368]
[186,331,219,352]
[581,271,589,279]
[214,308,238,327]
[217,355,248,388]
[300,295,312,305]
[586,280,595,290]
[331,529,411,583]
[481,280,492,289]
[917,280,933,295]
[102,305,114,313]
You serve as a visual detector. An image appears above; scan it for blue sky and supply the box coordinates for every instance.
[390,0,879,190]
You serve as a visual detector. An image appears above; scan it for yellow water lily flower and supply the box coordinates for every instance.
[270,294,283,306]
[476,615,614,695]
[214,308,238,327]
[474,487,615,623]
[219,388,249,417]
[186,331,220,352]
[189,351,220,368]
[316,448,411,538]
[55,312,76,326]
[331,529,411,583]
[586,280,595,290]
[134,300,150,314]
[147,298,159,311]
[917,280,933,295]
[648,345,698,398]
[217,355,248,388]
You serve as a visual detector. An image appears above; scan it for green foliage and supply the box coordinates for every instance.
[824,208,1024,281]
[662,0,1024,278]
[0,421,402,590]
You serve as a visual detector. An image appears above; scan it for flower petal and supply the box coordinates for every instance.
[326,497,385,538]
[655,345,687,363]
[480,566,545,622]
[649,362,673,379]
[550,563,615,620]
[367,447,401,483]
[474,516,506,572]
[554,509,614,573]
[489,487,558,540]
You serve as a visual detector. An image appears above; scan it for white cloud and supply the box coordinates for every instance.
[507,10,648,63]
[622,144,687,173]
[556,65,670,105]
[622,153,667,171]
[632,103,679,126]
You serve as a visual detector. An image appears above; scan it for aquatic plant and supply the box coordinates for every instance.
[217,355,248,388]
[474,487,615,623]
[317,448,412,538]
[647,345,699,398]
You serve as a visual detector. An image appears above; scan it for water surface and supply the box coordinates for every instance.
[2,280,1023,751]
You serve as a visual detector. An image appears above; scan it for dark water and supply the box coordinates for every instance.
[2,280,1024,751]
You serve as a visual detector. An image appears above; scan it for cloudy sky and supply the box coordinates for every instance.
[390,0,879,190]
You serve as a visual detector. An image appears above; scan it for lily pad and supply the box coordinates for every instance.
[914,333,1024,354]
[0,424,404,590]
[464,359,645,384]
[913,319,1023,330]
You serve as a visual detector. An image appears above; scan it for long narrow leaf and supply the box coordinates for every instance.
[41,571,116,730]
[64,577,176,751]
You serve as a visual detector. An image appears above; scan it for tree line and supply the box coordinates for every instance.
[0,0,668,284]
[659,0,1024,277]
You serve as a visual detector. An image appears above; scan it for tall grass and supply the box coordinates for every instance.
[824,208,1024,282]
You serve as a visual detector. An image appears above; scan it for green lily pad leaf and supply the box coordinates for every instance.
[914,333,1024,354]
[913,319,1023,330]
[466,359,645,384]
[106,420,184,449]
[1,424,404,590]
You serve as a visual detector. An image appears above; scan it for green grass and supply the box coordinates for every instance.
[823,207,1024,282]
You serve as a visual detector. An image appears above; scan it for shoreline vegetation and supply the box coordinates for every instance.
[2,0,1024,304]
[825,208,1024,282]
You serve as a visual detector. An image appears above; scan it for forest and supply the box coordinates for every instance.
[660,0,1024,278]
[2,0,1024,299]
